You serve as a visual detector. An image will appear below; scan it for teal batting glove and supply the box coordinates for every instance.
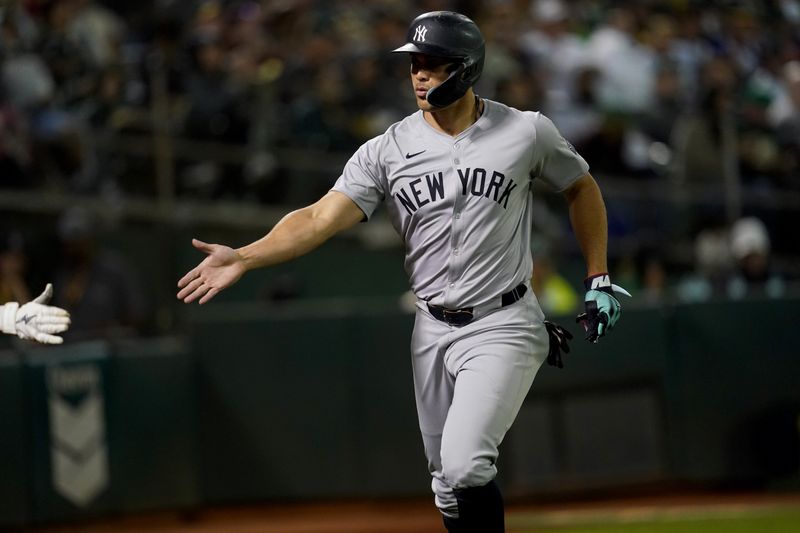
[576,273,631,343]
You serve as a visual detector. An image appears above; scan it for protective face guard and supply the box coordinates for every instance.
[426,62,468,108]
[402,54,479,108]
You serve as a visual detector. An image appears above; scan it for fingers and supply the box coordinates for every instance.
[33,332,64,345]
[554,324,573,342]
[177,274,224,304]
[178,239,213,289]
[177,269,199,289]
[560,336,570,353]
[41,305,70,318]
[590,312,609,341]
[582,315,600,342]
[177,276,204,300]
[177,270,223,304]
[180,283,208,304]
[32,283,54,305]
[178,239,215,294]
[19,303,70,319]
[578,296,620,343]
[192,239,214,253]
[544,321,572,367]
[15,310,71,343]
[199,287,220,305]
[180,278,220,304]
[38,319,71,334]
[552,329,571,350]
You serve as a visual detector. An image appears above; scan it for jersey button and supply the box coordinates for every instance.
[449,282,455,288]
[453,248,459,255]
[454,158,460,164]
[455,212,461,219]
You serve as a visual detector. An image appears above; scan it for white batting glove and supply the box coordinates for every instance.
[1,284,71,344]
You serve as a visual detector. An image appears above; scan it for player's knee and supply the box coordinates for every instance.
[441,453,496,489]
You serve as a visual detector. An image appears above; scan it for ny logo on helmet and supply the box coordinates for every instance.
[414,25,428,42]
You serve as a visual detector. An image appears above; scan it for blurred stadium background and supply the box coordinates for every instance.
[1,0,799,531]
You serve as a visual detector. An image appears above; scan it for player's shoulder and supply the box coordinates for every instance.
[349,112,421,171]
[360,111,420,149]
[487,101,570,154]
[386,110,424,138]
[505,104,551,128]
[484,99,550,130]
[361,111,427,164]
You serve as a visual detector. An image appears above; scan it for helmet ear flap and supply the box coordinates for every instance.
[461,61,476,82]
[426,62,467,108]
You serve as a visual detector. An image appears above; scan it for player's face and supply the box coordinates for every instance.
[410,53,456,109]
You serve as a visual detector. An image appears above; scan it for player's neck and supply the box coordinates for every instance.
[423,92,482,136]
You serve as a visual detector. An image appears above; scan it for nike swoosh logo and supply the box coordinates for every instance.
[17,314,34,325]
[405,150,426,159]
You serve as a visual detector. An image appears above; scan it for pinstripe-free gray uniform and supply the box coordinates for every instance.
[332,98,588,516]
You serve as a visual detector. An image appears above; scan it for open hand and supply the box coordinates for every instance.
[11,284,71,344]
[177,239,246,304]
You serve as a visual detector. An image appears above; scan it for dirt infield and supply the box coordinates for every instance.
[28,499,444,533]
[26,490,800,533]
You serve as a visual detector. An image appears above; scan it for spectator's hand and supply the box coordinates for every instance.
[177,239,246,304]
[576,274,630,343]
[1,284,71,344]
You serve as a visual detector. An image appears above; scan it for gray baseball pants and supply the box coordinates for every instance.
[411,287,548,517]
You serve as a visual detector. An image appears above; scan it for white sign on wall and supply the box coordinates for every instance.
[46,364,109,507]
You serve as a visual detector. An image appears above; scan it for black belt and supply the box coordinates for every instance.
[426,283,527,327]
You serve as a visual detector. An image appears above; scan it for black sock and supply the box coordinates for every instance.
[442,514,463,532]
[451,480,505,532]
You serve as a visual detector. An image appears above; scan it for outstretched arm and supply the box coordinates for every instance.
[177,191,365,304]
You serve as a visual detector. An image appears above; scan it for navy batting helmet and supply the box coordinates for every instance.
[392,11,485,108]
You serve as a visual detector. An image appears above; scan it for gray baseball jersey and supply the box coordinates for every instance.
[332,99,588,309]
[332,99,589,518]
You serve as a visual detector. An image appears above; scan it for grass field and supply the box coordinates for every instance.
[509,502,800,532]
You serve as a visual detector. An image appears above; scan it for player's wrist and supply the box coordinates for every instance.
[583,272,613,295]
[228,245,254,271]
[1,302,19,335]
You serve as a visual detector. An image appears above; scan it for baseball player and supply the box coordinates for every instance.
[0,283,71,344]
[178,11,626,532]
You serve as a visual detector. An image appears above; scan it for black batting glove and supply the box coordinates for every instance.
[544,320,572,369]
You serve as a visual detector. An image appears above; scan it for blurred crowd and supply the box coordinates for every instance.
[0,208,148,343]
[1,0,798,195]
[1,0,799,334]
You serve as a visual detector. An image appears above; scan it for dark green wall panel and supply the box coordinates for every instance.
[0,351,30,526]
